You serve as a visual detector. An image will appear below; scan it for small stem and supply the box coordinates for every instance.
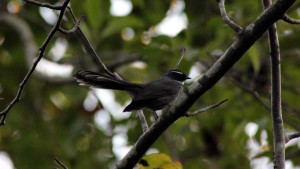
[59,15,84,34]
[282,14,300,24]
[54,157,68,169]
[217,0,243,32]
[185,99,228,117]
[285,132,300,143]
[23,0,62,10]
[174,48,186,69]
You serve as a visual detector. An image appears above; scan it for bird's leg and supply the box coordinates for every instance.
[137,110,148,133]
[152,111,159,121]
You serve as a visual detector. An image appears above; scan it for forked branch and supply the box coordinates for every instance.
[59,15,85,34]
[0,0,70,125]
[217,0,243,33]
[67,7,116,77]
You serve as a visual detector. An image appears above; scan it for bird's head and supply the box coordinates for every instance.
[164,69,191,82]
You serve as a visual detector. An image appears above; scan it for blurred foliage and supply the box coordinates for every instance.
[1,0,300,168]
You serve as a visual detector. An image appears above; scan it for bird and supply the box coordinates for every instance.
[74,69,190,112]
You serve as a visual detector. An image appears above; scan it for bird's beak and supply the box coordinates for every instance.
[186,77,191,80]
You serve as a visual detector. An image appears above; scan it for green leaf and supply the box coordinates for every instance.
[85,0,108,30]
[101,16,144,39]
[248,44,260,73]
[131,0,144,8]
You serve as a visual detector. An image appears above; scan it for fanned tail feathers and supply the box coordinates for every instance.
[74,71,142,95]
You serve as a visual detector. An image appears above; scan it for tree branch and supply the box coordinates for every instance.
[54,157,68,169]
[0,12,73,83]
[0,0,70,125]
[227,75,270,111]
[106,53,140,71]
[263,0,285,168]
[217,0,243,33]
[174,48,186,69]
[67,7,116,77]
[115,0,296,168]
[228,73,300,131]
[185,99,228,117]
[59,15,84,34]
[137,110,148,133]
[285,132,300,143]
[23,0,62,10]
[282,14,300,24]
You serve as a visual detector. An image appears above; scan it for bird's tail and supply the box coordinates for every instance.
[74,71,142,95]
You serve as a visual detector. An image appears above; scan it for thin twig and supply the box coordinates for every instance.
[282,14,300,24]
[227,74,300,131]
[263,0,285,168]
[185,99,228,117]
[217,0,243,33]
[59,15,84,34]
[162,131,180,161]
[152,111,159,121]
[55,157,68,169]
[174,48,186,69]
[107,54,140,71]
[137,110,148,133]
[23,0,62,10]
[66,7,116,77]
[285,132,300,143]
[228,76,270,111]
[0,0,70,125]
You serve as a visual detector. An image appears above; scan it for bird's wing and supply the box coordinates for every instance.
[132,77,181,101]
[123,78,182,111]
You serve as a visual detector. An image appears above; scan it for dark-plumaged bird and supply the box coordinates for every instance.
[74,70,190,112]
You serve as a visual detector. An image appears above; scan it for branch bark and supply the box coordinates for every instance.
[67,7,116,77]
[185,99,228,117]
[263,0,285,168]
[54,157,68,169]
[115,0,296,168]
[282,14,300,24]
[285,132,300,143]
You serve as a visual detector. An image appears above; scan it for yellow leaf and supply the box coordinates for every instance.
[137,153,183,169]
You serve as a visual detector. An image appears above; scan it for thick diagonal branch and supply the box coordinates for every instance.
[115,0,296,168]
